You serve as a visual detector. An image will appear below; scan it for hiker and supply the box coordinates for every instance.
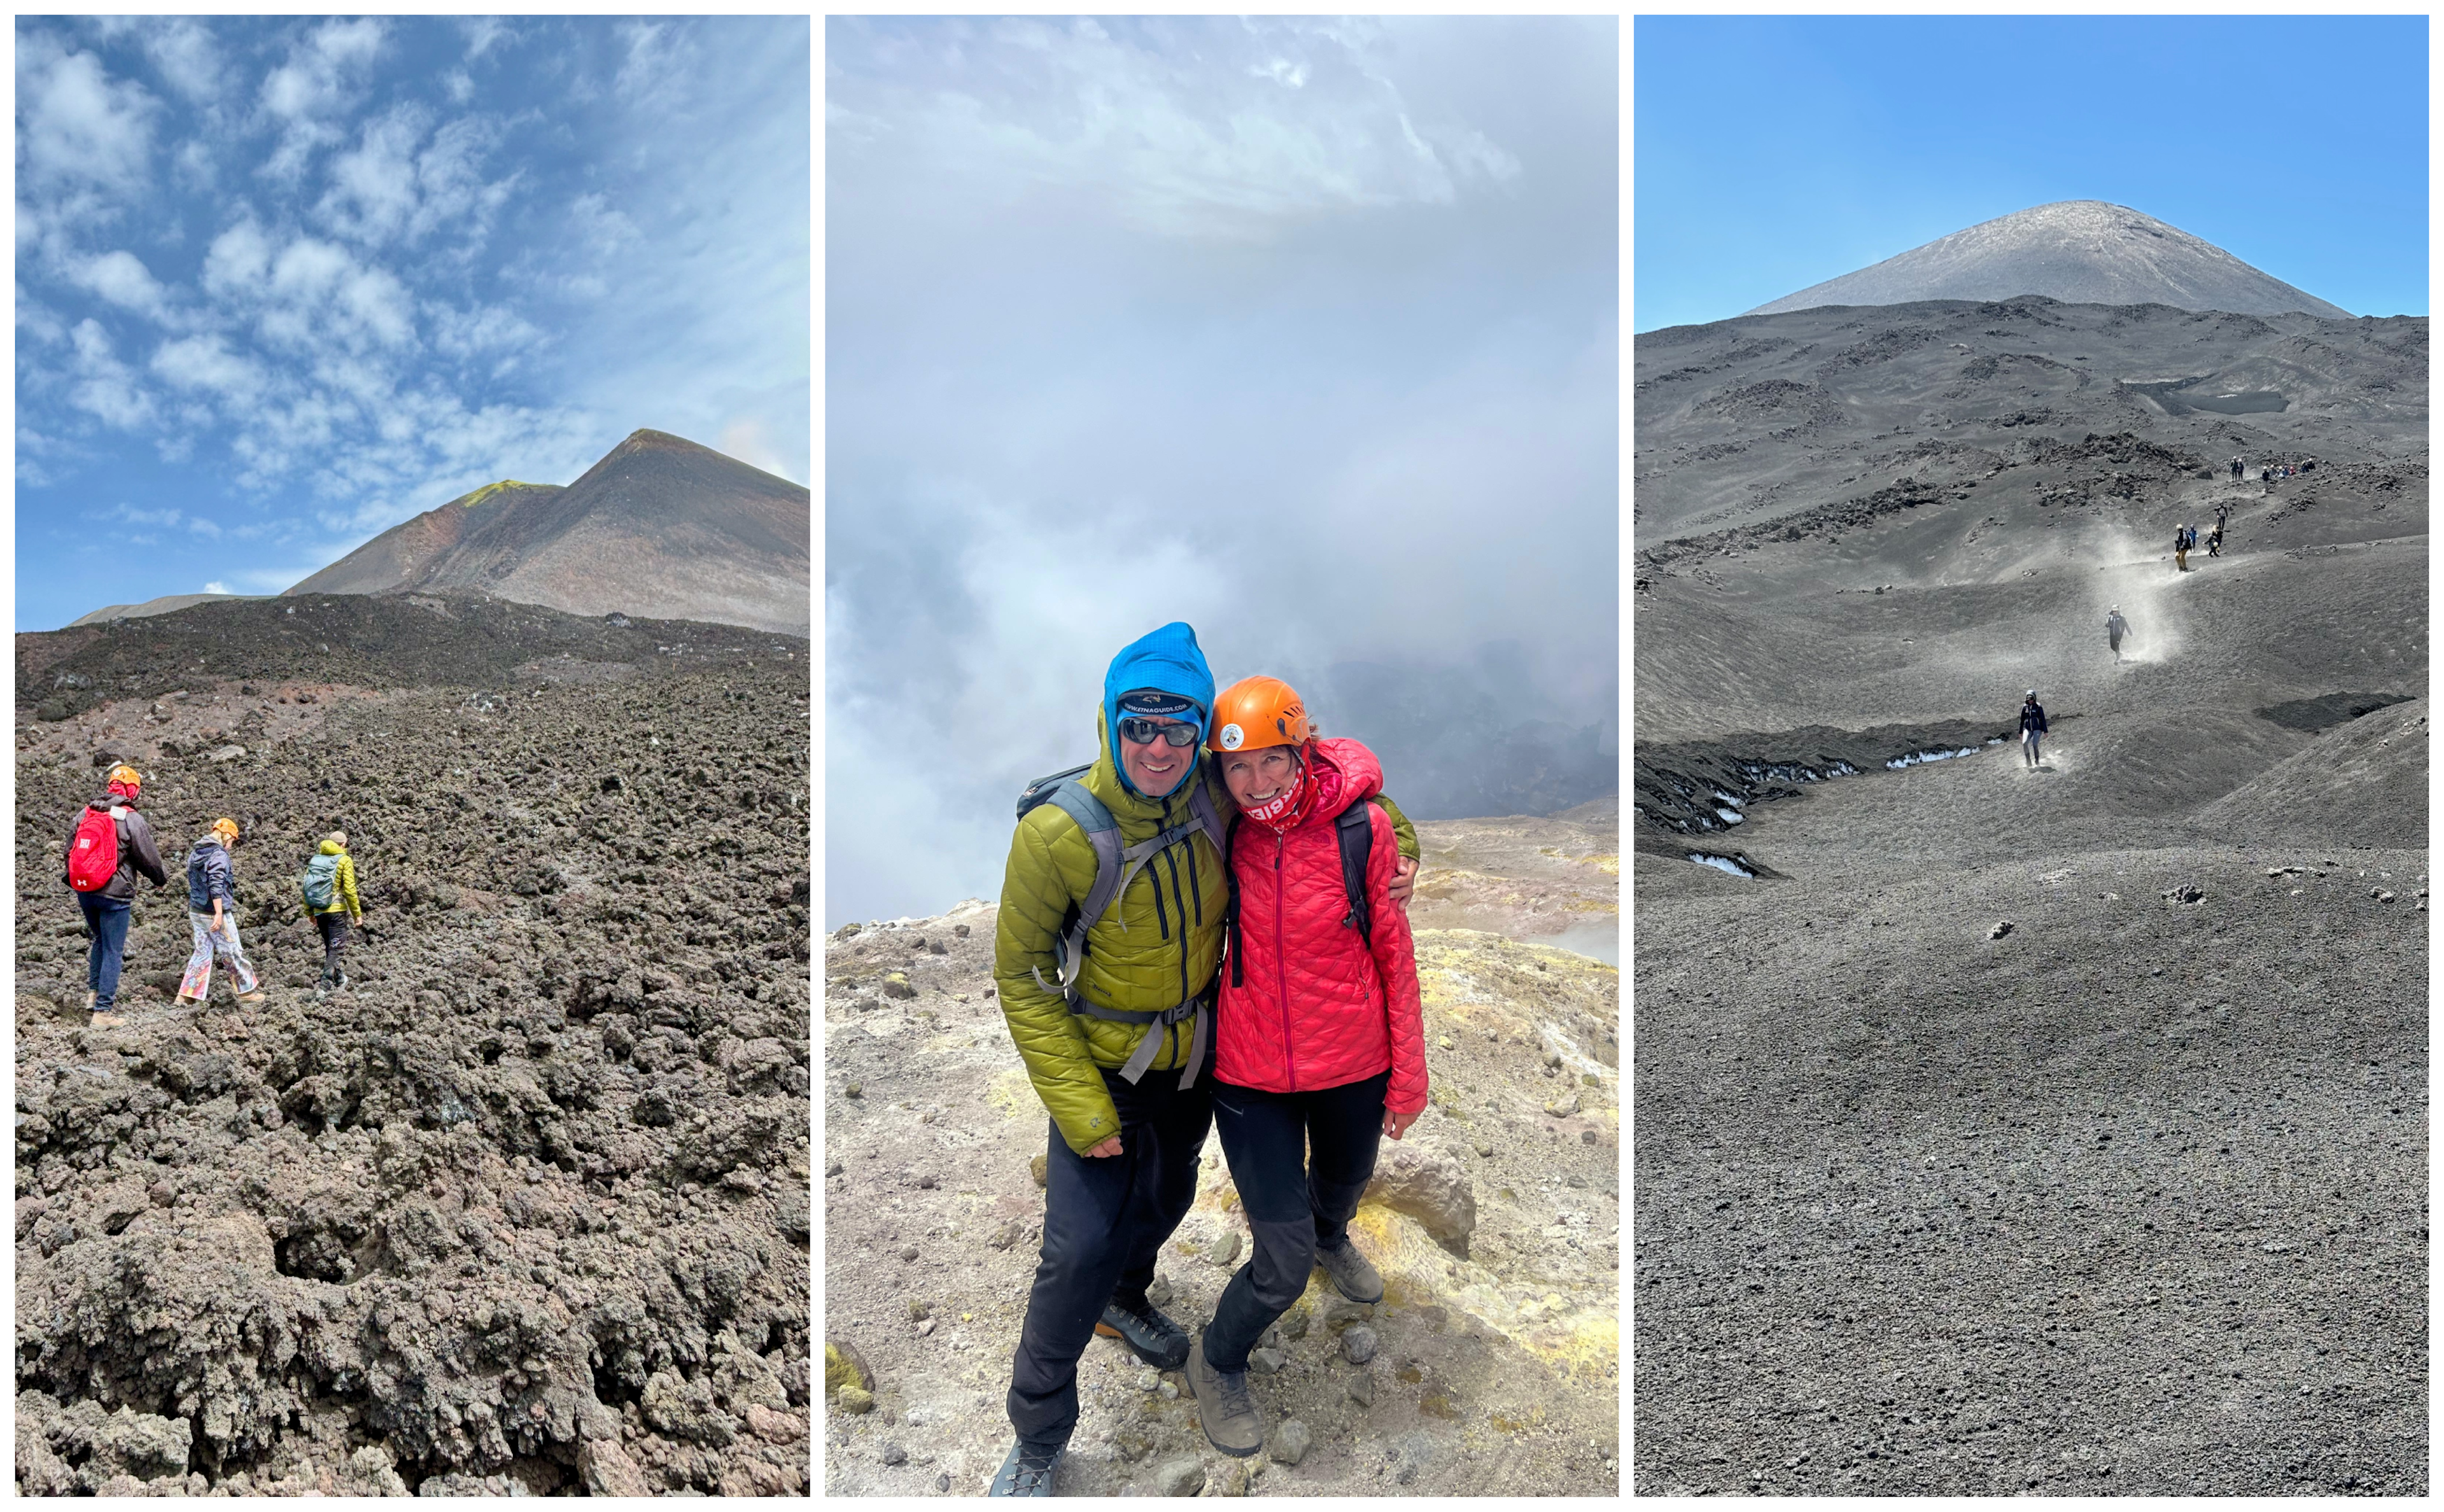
[60,763,169,1026]
[301,830,363,997]
[2106,606,2130,663]
[1184,676,1427,1459]
[178,818,263,1007]
[2174,524,2189,572]
[2019,690,2049,767]
[2207,521,2224,557]
[988,622,1420,1497]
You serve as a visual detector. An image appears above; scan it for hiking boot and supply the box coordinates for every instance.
[1097,1298,1190,1370]
[1186,1334,1263,1457]
[90,1011,125,1029]
[81,989,95,1014]
[1314,1237,1384,1303]
[235,991,266,1005]
[987,1439,1064,1497]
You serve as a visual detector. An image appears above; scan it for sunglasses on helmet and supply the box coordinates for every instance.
[1118,717,1200,748]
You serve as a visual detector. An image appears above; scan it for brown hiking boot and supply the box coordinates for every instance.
[235,991,266,1005]
[1185,1333,1263,1457]
[1314,1237,1384,1303]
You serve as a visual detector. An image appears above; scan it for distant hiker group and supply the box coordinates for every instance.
[62,764,366,1028]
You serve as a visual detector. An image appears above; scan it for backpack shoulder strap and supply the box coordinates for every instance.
[1186,776,1230,865]
[1335,801,1375,948]
[1028,779,1122,1000]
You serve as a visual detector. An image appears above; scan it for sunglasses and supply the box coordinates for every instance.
[1118,717,1200,748]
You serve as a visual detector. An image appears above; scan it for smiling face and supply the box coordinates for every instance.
[1221,745,1302,811]
[1119,715,1195,797]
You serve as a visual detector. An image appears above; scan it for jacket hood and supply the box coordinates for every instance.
[318,839,346,855]
[1301,736,1383,823]
[1101,621,1214,798]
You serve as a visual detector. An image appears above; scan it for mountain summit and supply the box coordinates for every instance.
[286,430,808,634]
[1745,200,2352,320]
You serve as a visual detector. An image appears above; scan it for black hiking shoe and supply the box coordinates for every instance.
[1314,1237,1384,1303]
[1186,1333,1263,1457]
[988,1439,1064,1497]
[1096,1298,1190,1369]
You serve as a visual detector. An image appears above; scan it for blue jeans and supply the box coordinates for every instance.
[77,894,132,1011]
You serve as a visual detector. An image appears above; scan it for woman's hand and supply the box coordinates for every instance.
[1382,1107,1419,1140]
[1389,856,1419,909]
[1083,1135,1124,1158]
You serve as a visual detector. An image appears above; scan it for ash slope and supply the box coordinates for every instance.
[823,808,1621,1497]
[1632,303,2427,1495]
[15,599,812,1496]
[1747,201,2352,319]
[288,430,810,636]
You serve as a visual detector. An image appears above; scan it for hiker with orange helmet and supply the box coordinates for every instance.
[60,763,169,1026]
[1183,675,1428,1459]
[177,817,263,1007]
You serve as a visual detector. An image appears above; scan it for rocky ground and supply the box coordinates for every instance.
[14,596,812,1495]
[820,808,1620,1497]
[1633,301,2427,1495]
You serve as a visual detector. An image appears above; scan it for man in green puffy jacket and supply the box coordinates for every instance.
[987,622,1417,1495]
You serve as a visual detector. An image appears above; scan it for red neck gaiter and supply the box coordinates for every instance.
[1241,749,1317,837]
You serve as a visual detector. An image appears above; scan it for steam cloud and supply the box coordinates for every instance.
[825,17,1619,925]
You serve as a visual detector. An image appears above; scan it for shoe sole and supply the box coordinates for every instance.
[1317,1266,1384,1305]
[1095,1321,1189,1371]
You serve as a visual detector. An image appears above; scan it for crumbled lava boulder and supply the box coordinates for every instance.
[13,617,810,1495]
[1362,1141,1478,1257]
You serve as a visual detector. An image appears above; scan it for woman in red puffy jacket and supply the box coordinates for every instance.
[1183,676,1427,1457]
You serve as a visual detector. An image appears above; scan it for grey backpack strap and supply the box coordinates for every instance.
[1037,781,1121,995]
[1187,779,1230,865]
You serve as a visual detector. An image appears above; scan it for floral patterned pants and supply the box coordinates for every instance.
[179,910,259,1000]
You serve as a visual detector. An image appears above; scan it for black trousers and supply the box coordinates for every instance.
[314,913,349,986]
[1006,1056,1212,1449]
[1202,1068,1390,1374]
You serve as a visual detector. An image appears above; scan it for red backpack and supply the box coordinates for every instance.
[67,808,122,893]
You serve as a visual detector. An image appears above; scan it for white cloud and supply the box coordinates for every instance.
[67,318,155,429]
[139,18,225,104]
[71,249,169,318]
[203,580,229,594]
[151,334,266,403]
[260,18,386,179]
[18,36,155,193]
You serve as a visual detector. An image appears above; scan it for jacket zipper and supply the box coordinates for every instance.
[1274,830,1295,1092]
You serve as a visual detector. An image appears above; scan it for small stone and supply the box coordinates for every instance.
[955,923,972,939]
[1436,1035,1454,1050]
[1543,1050,1564,1070]
[1988,920,2012,940]
[845,1082,862,1099]
[1475,1140,1495,1157]
[990,1219,1023,1251]
[1545,1092,1581,1119]
[1580,1129,1599,1145]
[915,1318,936,1336]
[881,973,918,1000]
[908,1299,932,1320]
[1136,1369,1161,1391]
[1342,1325,1379,1364]
[2375,890,2396,903]
[1270,1419,1313,1466]
[937,1473,952,1493]
[1030,1154,1048,1189]
[1209,1229,1243,1268]
[881,1443,908,1466]
[1156,1381,1178,1400]
[1152,1454,1205,1497]
[1247,1347,1286,1375]
[897,1245,918,1262]
[1346,1371,1375,1406]
[1148,1274,1174,1308]
[838,1385,874,1415]
[825,1159,844,1178]
[1323,1299,1373,1327]
[1278,1303,1310,1341]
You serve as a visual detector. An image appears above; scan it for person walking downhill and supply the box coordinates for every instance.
[61,763,169,1028]
[2019,690,2049,767]
[178,818,263,1009]
[2174,523,2190,573]
[2106,606,2130,664]
[2207,520,2224,558]
[301,831,363,998]
[1184,676,1428,1459]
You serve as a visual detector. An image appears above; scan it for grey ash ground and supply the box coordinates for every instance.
[15,596,811,1495]
[1633,298,2427,1495]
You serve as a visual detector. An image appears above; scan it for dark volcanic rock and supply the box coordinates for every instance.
[15,628,811,1495]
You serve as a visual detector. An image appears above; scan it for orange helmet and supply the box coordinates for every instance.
[105,764,141,797]
[1208,676,1313,754]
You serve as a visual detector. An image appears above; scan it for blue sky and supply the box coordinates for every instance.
[1635,15,2427,332]
[15,16,809,629]
[827,17,1617,923]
